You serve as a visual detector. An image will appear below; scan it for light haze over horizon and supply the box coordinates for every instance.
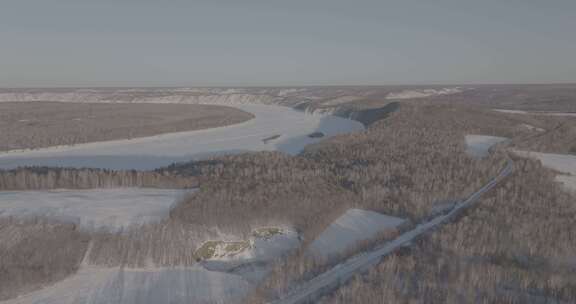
[1,0,576,87]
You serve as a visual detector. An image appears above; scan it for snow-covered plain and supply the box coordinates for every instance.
[1,266,251,304]
[0,104,364,170]
[465,135,509,158]
[0,188,185,230]
[513,151,576,192]
[308,209,406,259]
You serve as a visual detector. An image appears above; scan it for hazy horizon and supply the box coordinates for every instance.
[2,0,576,87]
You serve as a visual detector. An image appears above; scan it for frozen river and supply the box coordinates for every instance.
[0,104,364,170]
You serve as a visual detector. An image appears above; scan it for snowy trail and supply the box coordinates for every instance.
[272,160,513,304]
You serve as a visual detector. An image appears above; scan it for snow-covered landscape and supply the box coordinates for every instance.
[2,0,576,301]
[0,104,364,170]
[0,226,301,304]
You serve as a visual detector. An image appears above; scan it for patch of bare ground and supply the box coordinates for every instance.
[0,102,253,151]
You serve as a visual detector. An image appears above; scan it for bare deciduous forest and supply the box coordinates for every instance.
[319,158,576,304]
[0,167,197,190]
[0,102,253,151]
[0,218,89,300]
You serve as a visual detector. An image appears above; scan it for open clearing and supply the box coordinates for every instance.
[0,104,364,170]
[307,209,406,259]
[0,188,185,230]
[0,102,254,152]
[465,135,509,158]
[513,150,576,192]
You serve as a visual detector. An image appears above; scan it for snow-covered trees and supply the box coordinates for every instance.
[0,167,197,190]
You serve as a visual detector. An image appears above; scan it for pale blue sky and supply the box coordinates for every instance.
[1,0,575,87]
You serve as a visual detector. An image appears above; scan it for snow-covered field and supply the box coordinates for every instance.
[465,135,509,158]
[0,104,364,170]
[513,151,576,192]
[308,209,406,259]
[0,188,185,230]
[1,266,251,304]
[386,88,463,100]
[0,101,364,303]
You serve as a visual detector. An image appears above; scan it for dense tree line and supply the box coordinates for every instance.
[0,167,197,190]
[0,101,254,151]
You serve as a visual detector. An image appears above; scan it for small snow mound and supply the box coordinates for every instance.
[465,135,509,158]
[308,209,406,259]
